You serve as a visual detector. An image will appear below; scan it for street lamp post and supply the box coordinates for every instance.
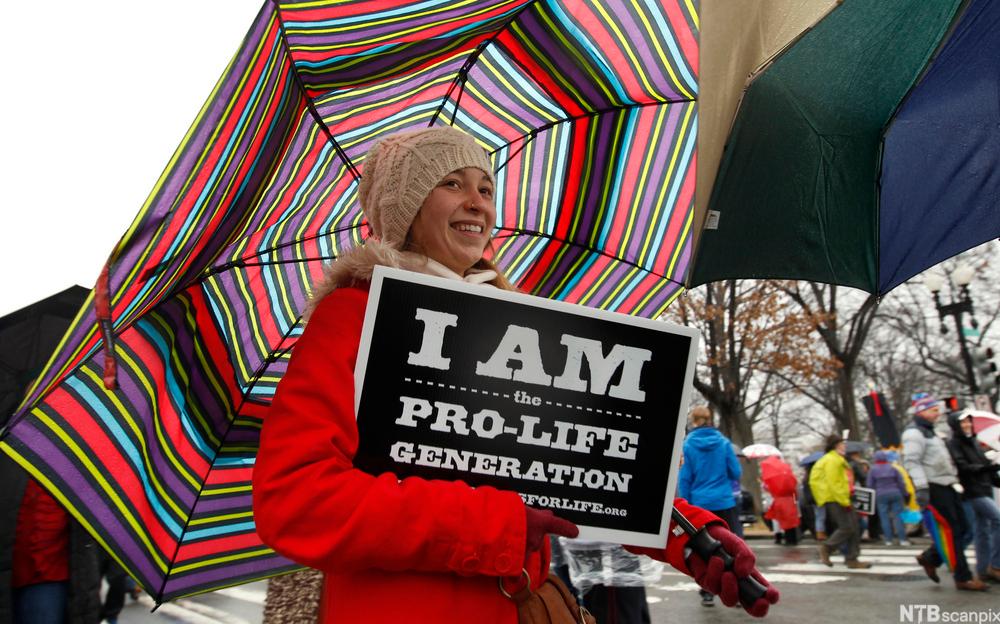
[924,266,979,397]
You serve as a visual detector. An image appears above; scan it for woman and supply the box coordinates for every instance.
[947,412,1000,583]
[866,450,910,546]
[252,126,778,622]
[761,456,800,547]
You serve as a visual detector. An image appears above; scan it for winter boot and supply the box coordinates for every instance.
[818,544,833,567]
[915,554,940,583]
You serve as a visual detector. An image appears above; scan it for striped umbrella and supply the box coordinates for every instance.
[690,0,1000,294]
[922,506,958,572]
[0,0,698,602]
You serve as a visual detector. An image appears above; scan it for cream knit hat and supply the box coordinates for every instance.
[358,126,496,249]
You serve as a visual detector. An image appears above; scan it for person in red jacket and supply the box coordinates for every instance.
[252,126,779,623]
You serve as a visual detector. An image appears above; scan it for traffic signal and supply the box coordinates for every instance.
[943,395,960,412]
[970,346,998,394]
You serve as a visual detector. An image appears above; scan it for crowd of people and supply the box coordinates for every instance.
[793,393,999,591]
[673,388,1000,612]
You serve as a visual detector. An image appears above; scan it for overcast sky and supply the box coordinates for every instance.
[0,1,261,316]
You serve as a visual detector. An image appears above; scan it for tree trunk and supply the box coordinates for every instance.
[836,364,862,437]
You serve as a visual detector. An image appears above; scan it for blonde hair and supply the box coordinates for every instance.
[689,405,713,427]
[474,243,517,291]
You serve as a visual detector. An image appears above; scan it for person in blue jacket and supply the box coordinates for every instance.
[678,405,743,607]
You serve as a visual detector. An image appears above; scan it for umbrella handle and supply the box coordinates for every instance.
[671,508,768,607]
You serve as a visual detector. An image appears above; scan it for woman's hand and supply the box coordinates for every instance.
[524,507,578,562]
[685,523,779,617]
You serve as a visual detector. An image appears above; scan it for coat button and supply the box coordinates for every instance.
[462,555,480,572]
[495,553,512,571]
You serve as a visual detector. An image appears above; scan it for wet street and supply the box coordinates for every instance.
[119,537,997,624]
[647,539,998,623]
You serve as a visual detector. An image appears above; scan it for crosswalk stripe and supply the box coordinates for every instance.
[768,563,921,575]
[652,581,701,591]
[863,548,976,561]
[825,555,928,564]
[758,572,847,584]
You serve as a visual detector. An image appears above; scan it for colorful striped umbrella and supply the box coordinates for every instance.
[690,0,1000,294]
[0,0,699,602]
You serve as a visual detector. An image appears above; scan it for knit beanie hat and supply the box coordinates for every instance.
[358,126,496,249]
[910,392,939,415]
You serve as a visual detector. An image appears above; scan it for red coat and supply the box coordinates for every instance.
[12,480,70,588]
[760,457,800,531]
[253,283,715,623]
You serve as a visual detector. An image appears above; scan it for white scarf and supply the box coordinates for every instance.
[420,258,497,285]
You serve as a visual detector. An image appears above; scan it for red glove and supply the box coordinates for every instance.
[524,506,578,561]
[686,523,779,617]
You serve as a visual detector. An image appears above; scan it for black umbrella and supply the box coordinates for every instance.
[0,286,89,424]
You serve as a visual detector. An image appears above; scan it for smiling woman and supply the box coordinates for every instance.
[408,168,497,275]
[251,125,776,623]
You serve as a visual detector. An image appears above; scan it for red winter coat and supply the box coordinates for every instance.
[253,271,716,624]
[760,458,800,531]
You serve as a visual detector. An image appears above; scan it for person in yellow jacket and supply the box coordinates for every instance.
[808,435,872,569]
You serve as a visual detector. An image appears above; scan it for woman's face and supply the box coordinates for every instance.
[960,417,973,435]
[409,167,496,274]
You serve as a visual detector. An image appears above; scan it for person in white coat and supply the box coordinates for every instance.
[901,393,987,591]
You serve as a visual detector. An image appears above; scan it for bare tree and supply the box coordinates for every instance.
[777,282,878,439]
[667,280,836,505]
[863,241,1000,420]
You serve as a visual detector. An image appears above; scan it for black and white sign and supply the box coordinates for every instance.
[353,267,699,547]
[852,486,876,515]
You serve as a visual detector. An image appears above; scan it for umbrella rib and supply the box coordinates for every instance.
[203,224,364,278]
[271,0,361,181]
[204,224,684,289]
[493,226,683,287]
[428,0,541,128]
[156,314,303,601]
[489,100,688,170]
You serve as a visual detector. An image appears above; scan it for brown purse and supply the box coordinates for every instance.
[500,570,597,624]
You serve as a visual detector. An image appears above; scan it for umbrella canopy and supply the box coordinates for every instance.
[759,456,797,497]
[690,0,1000,294]
[978,425,1000,452]
[741,443,782,459]
[694,0,839,255]
[962,409,1000,451]
[0,286,89,421]
[962,409,1000,433]
[799,451,824,466]
[0,0,700,602]
[844,440,870,456]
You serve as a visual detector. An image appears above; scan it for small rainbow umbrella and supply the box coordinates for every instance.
[922,505,957,572]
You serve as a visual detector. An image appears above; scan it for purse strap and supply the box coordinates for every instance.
[498,568,534,603]
[499,569,594,624]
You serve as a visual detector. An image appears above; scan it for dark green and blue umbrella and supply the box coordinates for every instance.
[691,0,1000,294]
